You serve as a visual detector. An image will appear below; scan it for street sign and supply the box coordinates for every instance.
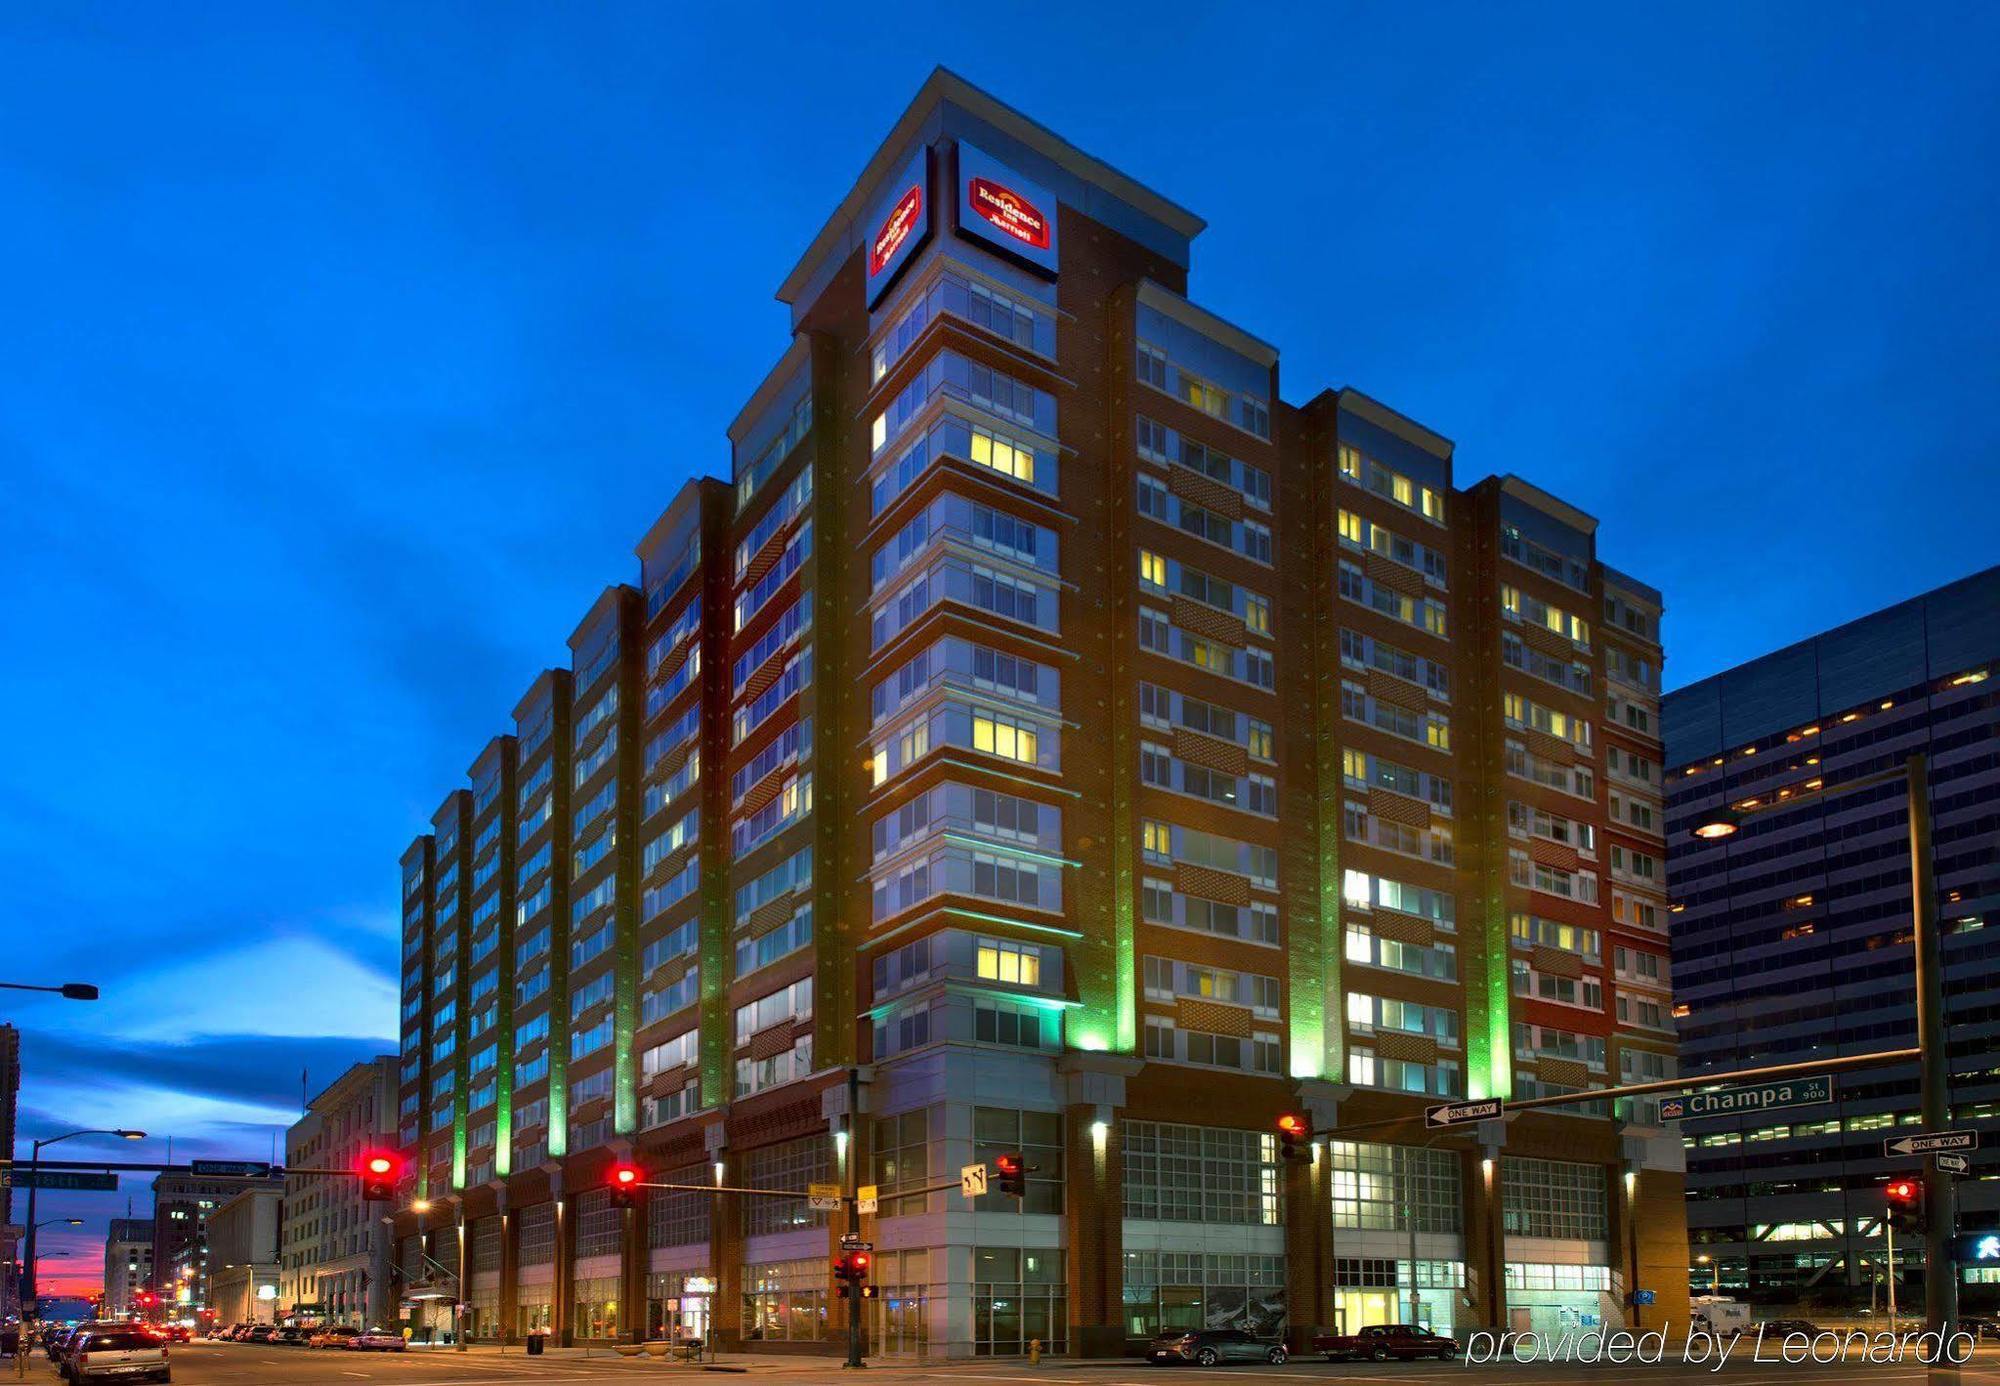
[191,1159,272,1178]
[1952,1231,2000,1264]
[1936,1153,1972,1175]
[960,1162,989,1198]
[856,1184,879,1216]
[0,1170,118,1191]
[1884,1129,1980,1158]
[1630,1290,1656,1306]
[1658,1074,1832,1122]
[807,1181,843,1211]
[1425,1099,1502,1129]
[839,1236,874,1252]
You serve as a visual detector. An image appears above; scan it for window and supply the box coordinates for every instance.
[972,709,1038,764]
[975,937,1040,986]
[1328,1141,1463,1232]
[1123,1120,1279,1225]
[1502,1157,1607,1239]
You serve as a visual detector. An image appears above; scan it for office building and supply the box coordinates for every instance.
[391,68,1687,1356]
[103,1219,154,1319]
[151,1172,283,1315]
[1664,565,2000,1304]
[207,1186,283,1326]
[281,1057,399,1326]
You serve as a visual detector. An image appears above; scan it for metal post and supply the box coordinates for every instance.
[844,1067,865,1370]
[1908,755,1956,1338]
[21,1140,40,1308]
[1886,1218,1897,1332]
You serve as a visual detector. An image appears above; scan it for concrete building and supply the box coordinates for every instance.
[151,1172,282,1316]
[102,1219,154,1319]
[389,68,1689,1357]
[207,1186,283,1327]
[1663,565,2000,1306]
[281,1057,398,1326]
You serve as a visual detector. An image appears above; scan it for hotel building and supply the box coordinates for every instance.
[1664,566,1999,1304]
[391,68,1688,1356]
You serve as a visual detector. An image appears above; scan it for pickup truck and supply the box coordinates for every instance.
[1312,1323,1461,1362]
[62,1327,170,1383]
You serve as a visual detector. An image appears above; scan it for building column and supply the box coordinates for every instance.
[552,1176,575,1348]
[496,1193,517,1345]
[1064,1100,1121,1357]
[622,1193,646,1344]
[1059,1053,1143,1358]
[1287,1081,1345,1348]
[1465,1126,1508,1332]
[706,1126,743,1351]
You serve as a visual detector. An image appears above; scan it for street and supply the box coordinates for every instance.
[10,1341,2000,1386]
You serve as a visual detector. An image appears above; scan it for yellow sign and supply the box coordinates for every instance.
[807,1181,842,1210]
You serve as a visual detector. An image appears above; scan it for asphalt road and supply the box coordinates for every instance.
[12,1340,2000,1385]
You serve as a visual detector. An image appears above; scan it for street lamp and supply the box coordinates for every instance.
[0,980,99,1000]
[1686,752,1955,1336]
[1695,1254,1720,1296]
[22,1128,146,1305]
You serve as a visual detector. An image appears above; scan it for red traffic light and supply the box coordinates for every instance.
[1276,1113,1307,1136]
[610,1163,641,1186]
[852,1251,870,1273]
[1884,1179,1920,1202]
[994,1153,1022,1174]
[358,1151,402,1200]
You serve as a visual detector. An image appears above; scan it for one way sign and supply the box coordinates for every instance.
[1426,1099,1502,1129]
[1884,1129,1980,1158]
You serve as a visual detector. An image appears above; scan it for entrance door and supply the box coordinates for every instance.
[1335,1290,1398,1335]
[1510,1307,1534,1334]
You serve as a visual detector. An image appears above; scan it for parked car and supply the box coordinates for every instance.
[308,1326,357,1349]
[1759,1319,1822,1339]
[1959,1314,1999,1341]
[242,1324,277,1344]
[51,1323,123,1365]
[1146,1328,1288,1366]
[1313,1324,1462,1362]
[153,1326,190,1344]
[63,1327,170,1383]
[347,1328,407,1352]
[273,1327,311,1346]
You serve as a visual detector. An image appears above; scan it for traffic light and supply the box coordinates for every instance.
[833,1251,872,1297]
[608,1163,644,1208]
[994,1152,1029,1199]
[1884,1177,1924,1234]
[1277,1112,1313,1163]
[359,1152,401,1202]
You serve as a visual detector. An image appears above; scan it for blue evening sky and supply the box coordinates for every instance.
[4,3,1995,1287]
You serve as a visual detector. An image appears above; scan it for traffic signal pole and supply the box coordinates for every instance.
[1907,755,1957,1341]
[844,1068,864,1371]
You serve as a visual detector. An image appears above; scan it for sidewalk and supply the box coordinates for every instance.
[400,1342,843,1372]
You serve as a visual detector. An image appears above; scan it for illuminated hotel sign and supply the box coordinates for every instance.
[954,141,1059,278]
[864,147,933,308]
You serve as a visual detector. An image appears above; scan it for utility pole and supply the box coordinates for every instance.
[1907,755,1957,1340]
[1885,1218,1897,1332]
[844,1067,865,1370]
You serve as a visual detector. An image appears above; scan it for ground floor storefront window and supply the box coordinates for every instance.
[573,1276,620,1340]
[1503,1262,1612,1336]
[1123,1251,1285,1339]
[743,1259,828,1342]
[973,1247,1064,1356]
[1332,1258,1464,1332]
[465,1289,500,1341]
[646,1271,714,1342]
[516,1292,553,1338]
[866,1250,930,1356]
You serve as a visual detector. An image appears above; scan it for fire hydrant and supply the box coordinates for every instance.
[1028,1337,1042,1367]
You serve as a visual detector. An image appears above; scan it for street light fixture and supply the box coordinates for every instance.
[1695,1253,1720,1296]
[22,1128,148,1305]
[0,980,100,1000]
[1684,753,1955,1335]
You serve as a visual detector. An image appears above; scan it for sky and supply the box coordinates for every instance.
[3,2,1997,1294]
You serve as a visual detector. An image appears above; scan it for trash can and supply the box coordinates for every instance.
[526,1335,545,1356]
